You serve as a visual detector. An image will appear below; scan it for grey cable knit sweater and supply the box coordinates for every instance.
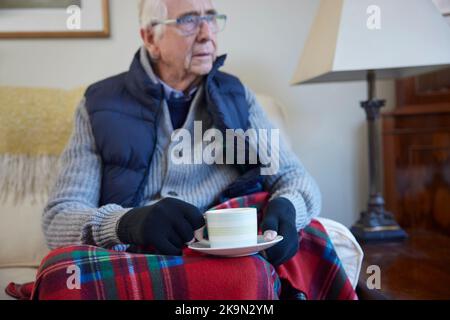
[42,47,322,251]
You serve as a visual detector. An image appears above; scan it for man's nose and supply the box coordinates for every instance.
[196,20,213,42]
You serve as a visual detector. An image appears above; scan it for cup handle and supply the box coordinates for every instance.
[194,225,206,242]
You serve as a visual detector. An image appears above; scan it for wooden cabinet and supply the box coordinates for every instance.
[382,68,450,235]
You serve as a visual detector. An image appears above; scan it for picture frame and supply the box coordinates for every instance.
[0,0,110,38]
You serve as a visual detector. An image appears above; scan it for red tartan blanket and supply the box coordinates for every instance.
[6,192,357,300]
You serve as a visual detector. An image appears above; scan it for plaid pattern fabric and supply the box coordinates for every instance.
[277,219,357,300]
[6,192,357,300]
[25,245,279,300]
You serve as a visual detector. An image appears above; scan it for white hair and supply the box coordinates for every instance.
[138,0,168,39]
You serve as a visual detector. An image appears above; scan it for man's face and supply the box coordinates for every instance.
[147,0,218,81]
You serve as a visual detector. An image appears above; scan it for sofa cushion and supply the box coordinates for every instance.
[0,267,37,300]
[0,196,49,268]
[254,94,291,145]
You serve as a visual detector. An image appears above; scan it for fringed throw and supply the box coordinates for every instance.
[0,86,85,203]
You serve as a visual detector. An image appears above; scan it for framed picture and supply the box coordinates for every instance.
[0,0,110,38]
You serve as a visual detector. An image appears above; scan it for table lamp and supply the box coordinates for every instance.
[291,0,450,242]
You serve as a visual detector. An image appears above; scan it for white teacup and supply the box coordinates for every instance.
[194,208,258,248]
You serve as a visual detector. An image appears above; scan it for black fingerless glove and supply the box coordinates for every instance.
[117,198,205,256]
[261,197,299,266]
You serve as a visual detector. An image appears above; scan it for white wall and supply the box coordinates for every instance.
[0,0,396,228]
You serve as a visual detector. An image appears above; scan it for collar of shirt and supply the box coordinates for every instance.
[158,78,198,101]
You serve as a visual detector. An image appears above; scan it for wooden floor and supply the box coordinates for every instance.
[357,229,450,300]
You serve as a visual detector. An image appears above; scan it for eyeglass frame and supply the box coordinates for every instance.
[150,13,227,36]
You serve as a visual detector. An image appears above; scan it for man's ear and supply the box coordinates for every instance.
[140,28,160,60]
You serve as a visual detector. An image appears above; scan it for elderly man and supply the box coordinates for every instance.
[42,0,321,298]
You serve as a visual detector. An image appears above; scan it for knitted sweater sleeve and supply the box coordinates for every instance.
[42,98,130,250]
[245,86,322,231]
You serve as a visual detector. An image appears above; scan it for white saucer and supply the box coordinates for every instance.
[188,235,283,257]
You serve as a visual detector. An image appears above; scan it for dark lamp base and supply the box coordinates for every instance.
[351,210,408,243]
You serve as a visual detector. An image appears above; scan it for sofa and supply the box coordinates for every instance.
[0,87,363,300]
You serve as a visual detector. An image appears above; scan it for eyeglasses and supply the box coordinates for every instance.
[151,13,227,36]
